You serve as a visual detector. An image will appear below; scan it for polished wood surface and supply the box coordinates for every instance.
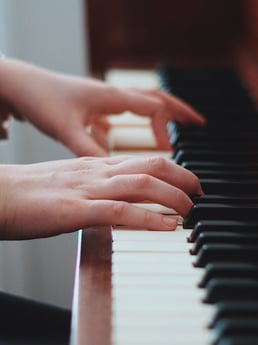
[70,227,112,345]
[84,0,245,76]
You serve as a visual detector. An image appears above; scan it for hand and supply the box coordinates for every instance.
[0,156,202,239]
[0,59,205,156]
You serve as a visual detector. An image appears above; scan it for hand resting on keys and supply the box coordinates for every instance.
[0,156,203,239]
[0,58,204,239]
[0,58,205,156]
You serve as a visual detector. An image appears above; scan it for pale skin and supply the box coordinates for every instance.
[0,59,205,239]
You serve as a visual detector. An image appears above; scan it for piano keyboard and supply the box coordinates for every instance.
[112,225,213,345]
[112,67,258,345]
[70,67,258,345]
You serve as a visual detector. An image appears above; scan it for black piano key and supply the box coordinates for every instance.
[184,204,258,229]
[191,170,258,180]
[198,263,258,288]
[162,66,258,123]
[175,141,258,151]
[194,244,258,268]
[170,118,258,135]
[190,232,258,255]
[171,131,258,146]
[181,161,258,171]
[161,66,258,345]
[170,127,258,146]
[214,318,258,344]
[174,149,258,165]
[188,220,258,243]
[200,179,258,195]
[215,336,258,345]
[191,195,258,205]
[209,302,258,329]
[204,278,258,304]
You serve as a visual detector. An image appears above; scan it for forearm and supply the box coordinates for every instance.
[0,58,55,117]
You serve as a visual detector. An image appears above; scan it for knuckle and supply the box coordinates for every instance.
[133,174,151,189]
[111,201,127,219]
[172,187,187,205]
[147,156,167,171]
[153,97,165,110]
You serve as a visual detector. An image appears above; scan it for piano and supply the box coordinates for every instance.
[70,1,258,344]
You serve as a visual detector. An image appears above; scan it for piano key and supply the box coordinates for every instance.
[171,130,258,147]
[200,179,258,195]
[169,118,258,132]
[190,232,258,255]
[160,66,258,345]
[175,141,258,151]
[109,67,258,345]
[188,220,258,243]
[191,195,258,204]
[112,222,212,345]
[114,328,213,345]
[214,318,258,344]
[191,170,258,180]
[170,118,258,134]
[204,278,258,304]
[112,240,191,253]
[209,302,258,329]
[181,161,258,171]
[184,204,258,229]
[194,244,258,268]
[174,149,258,165]
[215,336,258,345]
[198,263,258,288]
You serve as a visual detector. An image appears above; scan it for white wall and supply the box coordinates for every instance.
[0,0,89,308]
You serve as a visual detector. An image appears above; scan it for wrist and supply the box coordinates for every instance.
[0,59,26,126]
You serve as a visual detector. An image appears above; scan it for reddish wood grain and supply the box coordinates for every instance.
[70,227,112,345]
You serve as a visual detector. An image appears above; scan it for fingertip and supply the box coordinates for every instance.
[161,216,178,230]
[196,113,207,126]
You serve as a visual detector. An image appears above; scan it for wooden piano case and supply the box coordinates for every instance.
[70,1,258,344]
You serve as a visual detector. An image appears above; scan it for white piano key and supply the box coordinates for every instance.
[113,327,213,345]
[113,316,212,331]
[112,228,191,240]
[112,240,192,252]
[112,262,203,277]
[112,273,203,287]
[112,252,195,265]
[112,221,210,345]
[113,301,214,318]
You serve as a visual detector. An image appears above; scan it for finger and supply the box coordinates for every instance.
[79,200,178,231]
[91,124,110,152]
[150,115,171,149]
[89,174,193,218]
[107,156,203,196]
[94,117,111,132]
[103,87,164,117]
[133,87,206,125]
[62,126,108,157]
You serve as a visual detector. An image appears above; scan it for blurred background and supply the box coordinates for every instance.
[0,0,87,309]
